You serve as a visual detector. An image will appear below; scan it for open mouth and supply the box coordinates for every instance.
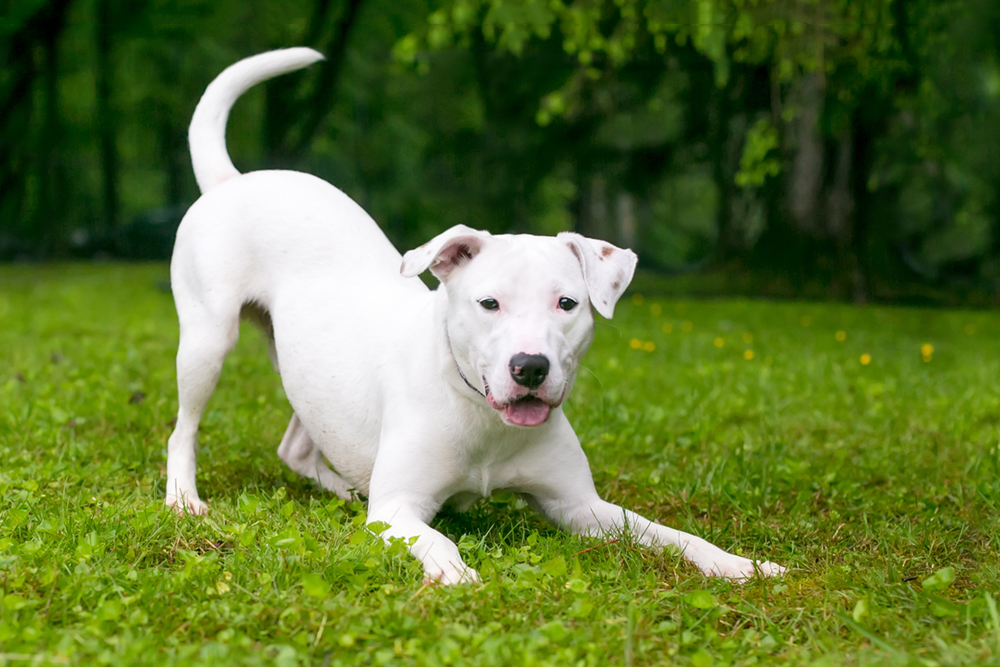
[502,395,552,427]
[484,377,553,427]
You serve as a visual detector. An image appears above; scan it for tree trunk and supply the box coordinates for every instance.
[1,0,73,246]
[850,114,874,304]
[788,73,825,237]
[746,65,811,289]
[95,0,119,231]
[0,34,36,239]
[826,131,854,245]
[264,0,365,166]
[617,191,636,250]
[578,173,611,242]
[159,120,186,208]
[155,45,187,208]
[710,73,735,262]
[37,0,73,248]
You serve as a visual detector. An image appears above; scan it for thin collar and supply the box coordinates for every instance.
[444,328,485,398]
[456,363,485,398]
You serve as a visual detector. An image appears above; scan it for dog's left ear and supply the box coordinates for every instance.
[558,232,638,319]
[400,225,493,281]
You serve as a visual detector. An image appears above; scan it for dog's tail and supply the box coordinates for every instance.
[189,48,325,194]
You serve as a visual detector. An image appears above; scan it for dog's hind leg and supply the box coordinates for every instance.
[166,297,241,516]
[277,413,354,501]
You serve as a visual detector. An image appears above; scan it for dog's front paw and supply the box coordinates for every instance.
[165,494,209,516]
[424,562,481,586]
[702,556,785,582]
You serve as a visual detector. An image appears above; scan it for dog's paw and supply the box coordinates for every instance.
[702,557,785,582]
[165,494,209,516]
[423,562,481,586]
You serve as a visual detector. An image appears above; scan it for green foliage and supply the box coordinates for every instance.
[735,118,781,188]
[405,0,910,119]
[2,0,1000,292]
[6,265,1000,663]
[400,0,1000,285]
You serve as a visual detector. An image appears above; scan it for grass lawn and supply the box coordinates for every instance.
[3,263,1000,666]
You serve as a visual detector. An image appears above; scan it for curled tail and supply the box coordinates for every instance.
[188,48,325,194]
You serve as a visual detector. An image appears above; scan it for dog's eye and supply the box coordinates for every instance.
[558,297,578,311]
[479,298,500,311]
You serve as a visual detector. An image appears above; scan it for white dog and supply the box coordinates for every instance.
[165,48,785,584]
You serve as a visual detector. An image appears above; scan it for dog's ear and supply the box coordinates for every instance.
[400,225,492,281]
[558,232,637,319]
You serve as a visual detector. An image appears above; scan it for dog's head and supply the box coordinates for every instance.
[401,225,637,427]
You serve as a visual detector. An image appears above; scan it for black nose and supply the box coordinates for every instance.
[509,353,550,389]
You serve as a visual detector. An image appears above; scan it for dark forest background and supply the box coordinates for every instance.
[3,0,1000,303]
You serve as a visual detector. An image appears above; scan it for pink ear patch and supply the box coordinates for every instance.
[431,242,478,276]
[401,225,492,279]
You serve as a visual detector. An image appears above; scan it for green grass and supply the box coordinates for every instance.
[3,263,1000,666]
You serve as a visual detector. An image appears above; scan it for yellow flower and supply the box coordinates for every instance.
[860,353,872,366]
[662,323,673,334]
[681,321,693,332]
[631,293,645,305]
[643,341,656,352]
[922,354,932,363]
[714,337,724,348]
[742,332,753,344]
[650,304,662,316]
[835,331,847,342]
[921,343,934,356]
[744,350,754,360]
[630,338,642,349]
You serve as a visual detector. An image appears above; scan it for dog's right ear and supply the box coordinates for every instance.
[400,225,492,281]
[558,232,638,319]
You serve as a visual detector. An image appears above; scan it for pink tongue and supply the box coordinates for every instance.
[504,398,551,426]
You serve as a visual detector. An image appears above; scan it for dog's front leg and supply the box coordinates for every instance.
[366,425,480,585]
[367,496,480,585]
[521,421,785,581]
[534,493,784,581]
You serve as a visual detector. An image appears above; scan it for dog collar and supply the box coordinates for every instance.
[443,326,485,399]
[455,363,485,398]
[445,330,486,398]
